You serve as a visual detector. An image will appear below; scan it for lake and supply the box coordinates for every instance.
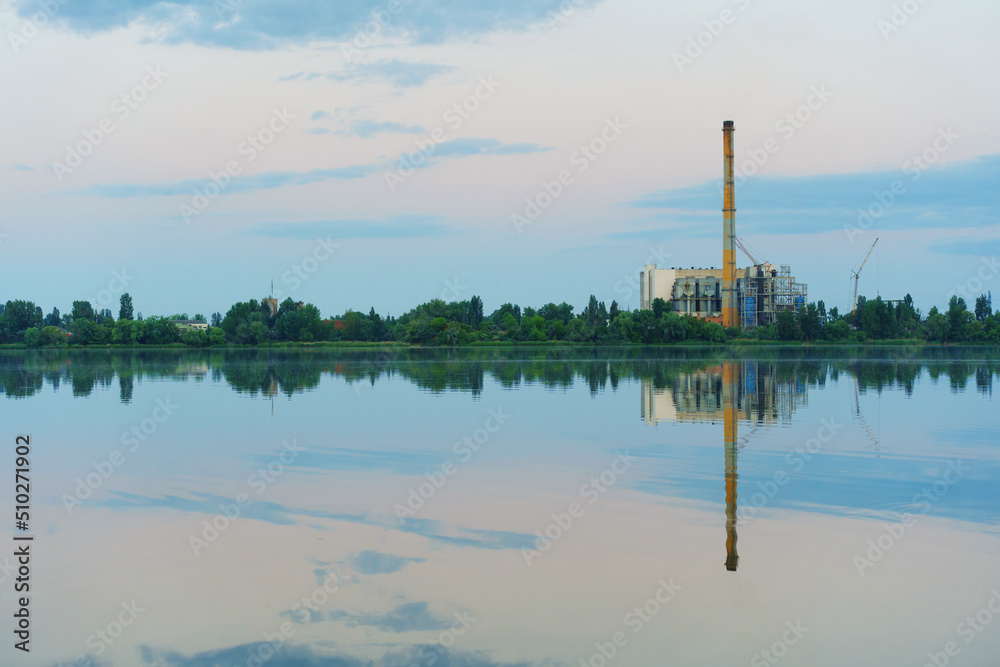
[2,346,999,667]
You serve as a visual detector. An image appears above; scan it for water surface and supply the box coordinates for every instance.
[2,347,998,666]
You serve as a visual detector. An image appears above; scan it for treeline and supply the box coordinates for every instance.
[2,290,998,348]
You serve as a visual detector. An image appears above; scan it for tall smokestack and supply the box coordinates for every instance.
[722,121,738,328]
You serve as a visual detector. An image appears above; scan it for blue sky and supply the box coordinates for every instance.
[1,0,998,318]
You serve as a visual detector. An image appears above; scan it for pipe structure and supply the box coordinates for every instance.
[722,121,738,328]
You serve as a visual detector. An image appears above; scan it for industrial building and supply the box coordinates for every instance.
[639,121,808,329]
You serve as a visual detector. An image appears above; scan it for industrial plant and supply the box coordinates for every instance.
[640,121,808,329]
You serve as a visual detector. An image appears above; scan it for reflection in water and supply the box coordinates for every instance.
[641,360,816,572]
[2,347,1000,665]
[3,345,999,401]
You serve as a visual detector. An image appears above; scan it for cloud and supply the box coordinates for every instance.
[429,137,550,158]
[278,71,322,82]
[81,164,380,198]
[135,642,531,667]
[249,217,453,240]
[80,139,547,198]
[307,127,333,135]
[321,602,452,633]
[11,163,32,171]
[311,110,333,121]
[94,491,535,550]
[625,153,1000,237]
[341,119,425,139]
[349,550,425,574]
[21,0,599,49]
[324,60,454,88]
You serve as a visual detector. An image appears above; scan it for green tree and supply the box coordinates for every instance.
[652,298,668,319]
[610,312,634,342]
[468,296,484,328]
[776,310,799,341]
[112,319,142,345]
[249,321,269,345]
[118,293,134,321]
[974,294,992,321]
[140,317,181,345]
[700,321,726,343]
[182,329,208,346]
[44,307,60,327]
[661,312,689,342]
[797,303,822,341]
[69,318,98,345]
[208,327,226,346]
[221,300,268,341]
[72,300,95,322]
[40,326,67,346]
[2,300,43,341]
[24,327,41,347]
[946,296,971,342]
[585,295,599,326]
[924,306,948,342]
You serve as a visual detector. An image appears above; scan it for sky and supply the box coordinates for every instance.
[1,0,998,319]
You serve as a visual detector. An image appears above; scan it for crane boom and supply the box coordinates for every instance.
[735,236,766,267]
[851,238,878,317]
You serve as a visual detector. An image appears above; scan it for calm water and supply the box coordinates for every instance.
[2,347,999,667]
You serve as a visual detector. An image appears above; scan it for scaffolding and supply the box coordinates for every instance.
[736,263,808,330]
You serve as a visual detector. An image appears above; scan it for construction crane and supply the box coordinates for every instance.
[851,238,878,317]
[735,236,767,268]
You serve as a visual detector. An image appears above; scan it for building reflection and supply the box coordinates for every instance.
[641,361,808,572]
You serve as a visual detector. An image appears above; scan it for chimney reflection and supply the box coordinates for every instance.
[641,361,808,572]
